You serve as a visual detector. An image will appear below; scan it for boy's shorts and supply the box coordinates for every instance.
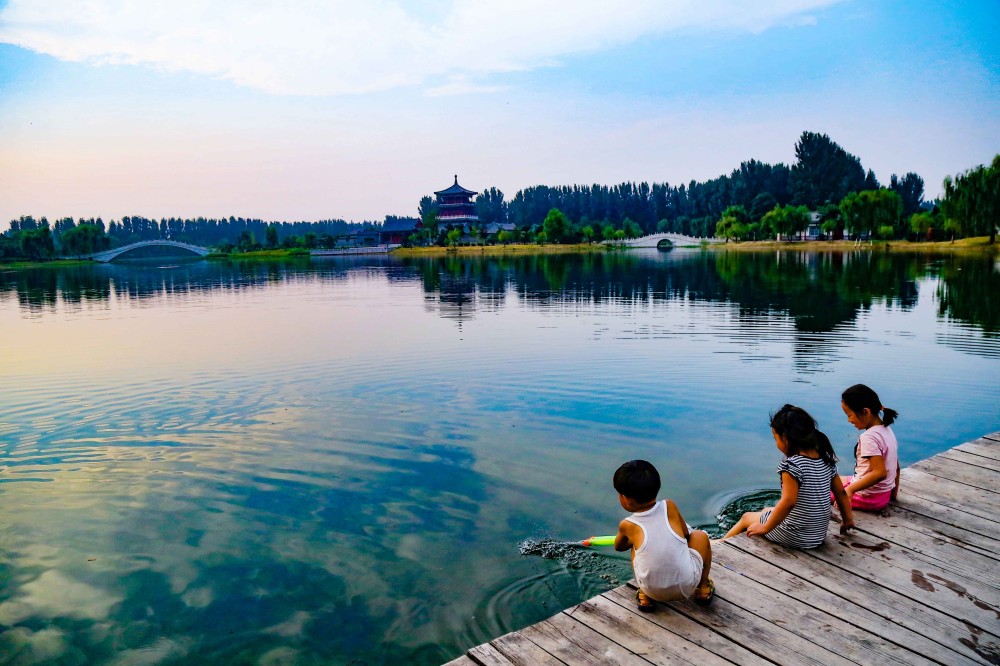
[832,476,892,511]
[643,548,703,602]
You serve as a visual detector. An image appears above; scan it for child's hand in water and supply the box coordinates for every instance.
[839,518,855,535]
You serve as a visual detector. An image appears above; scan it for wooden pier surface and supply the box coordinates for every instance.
[445,431,1000,665]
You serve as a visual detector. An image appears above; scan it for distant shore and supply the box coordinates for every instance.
[707,237,997,254]
[391,243,612,257]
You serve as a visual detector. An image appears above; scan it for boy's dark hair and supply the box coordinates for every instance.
[842,384,898,426]
[770,404,838,466]
[613,460,661,503]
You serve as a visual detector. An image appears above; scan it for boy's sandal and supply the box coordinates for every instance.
[694,578,715,606]
[635,589,655,613]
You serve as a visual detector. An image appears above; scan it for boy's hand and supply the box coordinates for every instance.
[746,522,767,538]
[839,518,855,535]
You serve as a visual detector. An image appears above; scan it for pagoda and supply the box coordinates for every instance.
[434,175,479,227]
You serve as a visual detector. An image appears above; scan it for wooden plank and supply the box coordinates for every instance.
[911,455,1000,493]
[520,613,653,665]
[955,438,1000,461]
[853,513,1000,588]
[804,527,1000,633]
[883,503,1000,560]
[939,448,1000,474]
[719,539,988,665]
[698,547,937,666]
[611,586,856,666]
[567,595,728,666]
[469,632,565,666]
[602,587,770,666]
[892,493,1000,541]
[442,656,480,666]
[979,432,1000,443]
[899,468,1000,521]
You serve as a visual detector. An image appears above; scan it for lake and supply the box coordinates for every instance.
[1,248,998,664]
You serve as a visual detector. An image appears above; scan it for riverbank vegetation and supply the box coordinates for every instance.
[4,132,997,265]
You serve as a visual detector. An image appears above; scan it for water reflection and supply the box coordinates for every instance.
[0,249,998,664]
[3,252,997,342]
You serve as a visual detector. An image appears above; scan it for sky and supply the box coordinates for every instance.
[0,0,997,227]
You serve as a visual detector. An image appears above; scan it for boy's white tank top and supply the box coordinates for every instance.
[624,500,698,597]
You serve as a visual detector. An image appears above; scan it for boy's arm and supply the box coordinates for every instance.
[747,472,798,537]
[831,476,855,534]
[614,519,633,552]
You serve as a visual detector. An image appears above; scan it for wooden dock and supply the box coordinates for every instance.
[444,432,1000,665]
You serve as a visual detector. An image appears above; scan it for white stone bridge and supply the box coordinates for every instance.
[89,240,211,262]
[606,233,724,248]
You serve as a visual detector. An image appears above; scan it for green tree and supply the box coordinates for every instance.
[581,225,595,243]
[265,224,279,249]
[715,205,749,242]
[890,172,925,218]
[839,190,902,240]
[622,217,643,239]
[542,208,571,244]
[790,131,866,208]
[60,222,110,256]
[942,155,1000,243]
[446,228,462,246]
[18,223,55,260]
[761,204,810,240]
[749,192,777,222]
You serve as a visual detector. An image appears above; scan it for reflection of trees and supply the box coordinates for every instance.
[3,252,998,345]
[937,257,1000,336]
[403,250,932,334]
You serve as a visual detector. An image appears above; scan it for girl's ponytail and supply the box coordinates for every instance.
[842,384,899,426]
[881,406,898,426]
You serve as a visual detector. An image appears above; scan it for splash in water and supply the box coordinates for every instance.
[708,488,782,537]
[518,538,628,585]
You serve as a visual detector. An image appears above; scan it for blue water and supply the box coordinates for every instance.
[0,249,998,664]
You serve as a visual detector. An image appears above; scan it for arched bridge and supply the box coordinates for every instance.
[605,233,724,248]
[89,240,211,262]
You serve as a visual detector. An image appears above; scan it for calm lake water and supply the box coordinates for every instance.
[1,248,998,664]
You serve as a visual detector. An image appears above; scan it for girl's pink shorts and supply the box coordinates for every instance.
[833,476,892,511]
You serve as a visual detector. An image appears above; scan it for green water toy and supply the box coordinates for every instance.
[581,535,615,547]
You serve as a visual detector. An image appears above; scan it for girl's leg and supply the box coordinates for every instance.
[723,510,765,539]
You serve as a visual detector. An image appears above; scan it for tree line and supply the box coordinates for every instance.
[4,131,998,261]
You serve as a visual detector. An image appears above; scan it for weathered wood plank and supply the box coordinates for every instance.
[899,468,1000,520]
[804,528,1000,633]
[566,595,726,665]
[983,432,1000,442]
[719,539,988,665]
[469,632,564,666]
[853,513,1000,588]
[520,613,653,665]
[939,448,1000,473]
[698,547,937,666]
[892,492,1000,541]
[911,455,1000,493]
[955,438,1000,460]
[614,586,856,666]
[442,656,480,666]
[877,503,1000,560]
[602,587,769,666]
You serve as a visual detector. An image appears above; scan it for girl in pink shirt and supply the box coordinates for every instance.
[840,384,900,511]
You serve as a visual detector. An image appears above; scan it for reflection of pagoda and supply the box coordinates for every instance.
[434,175,479,227]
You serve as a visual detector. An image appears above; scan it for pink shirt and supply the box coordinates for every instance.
[854,425,898,497]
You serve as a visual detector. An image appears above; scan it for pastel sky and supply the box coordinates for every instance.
[1,0,997,227]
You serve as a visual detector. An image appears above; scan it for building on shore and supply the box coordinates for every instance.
[379,217,421,245]
[434,176,479,232]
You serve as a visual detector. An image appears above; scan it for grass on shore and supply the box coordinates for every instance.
[708,236,998,254]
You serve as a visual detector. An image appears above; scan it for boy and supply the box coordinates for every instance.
[614,459,714,611]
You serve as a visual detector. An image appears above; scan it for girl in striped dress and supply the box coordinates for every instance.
[724,405,855,548]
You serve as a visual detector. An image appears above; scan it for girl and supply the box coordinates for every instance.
[840,384,900,511]
[725,405,854,548]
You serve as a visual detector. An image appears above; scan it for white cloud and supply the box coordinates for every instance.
[0,0,843,95]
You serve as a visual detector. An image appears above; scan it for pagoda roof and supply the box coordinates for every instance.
[381,217,420,232]
[434,175,477,197]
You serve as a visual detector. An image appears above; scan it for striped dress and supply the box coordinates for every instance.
[761,454,836,549]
